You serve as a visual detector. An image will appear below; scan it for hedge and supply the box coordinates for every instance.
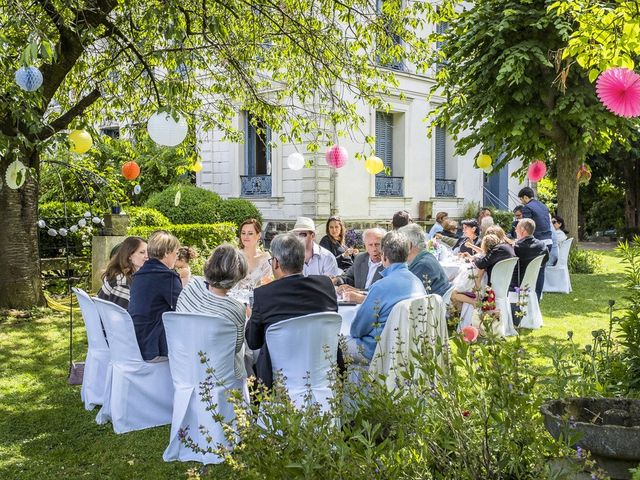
[144,185,222,224]
[128,222,237,253]
[124,206,170,227]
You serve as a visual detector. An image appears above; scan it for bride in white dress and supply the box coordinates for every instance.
[230,219,272,300]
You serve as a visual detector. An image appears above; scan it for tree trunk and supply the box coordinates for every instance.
[0,153,44,308]
[623,157,640,234]
[555,152,582,241]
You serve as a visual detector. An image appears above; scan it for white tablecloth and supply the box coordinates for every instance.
[440,260,465,281]
[338,304,360,336]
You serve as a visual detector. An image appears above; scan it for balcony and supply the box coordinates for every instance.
[435,179,456,198]
[375,176,404,197]
[240,175,272,197]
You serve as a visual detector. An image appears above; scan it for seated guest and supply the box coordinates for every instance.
[518,187,552,248]
[97,236,148,309]
[128,230,182,362]
[334,228,386,302]
[391,210,412,230]
[477,207,492,224]
[465,225,513,255]
[246,233,338,387]
[512,218,549,299]
[319,215,358,271]
[427,211,448,239]
[176,244,248,379]
[347,231,426,364]
[451,233,515,306]
[291,217,341,277]
[479,215,495,238]
[453,219,481,255]
[233,218,272,292]
[552,215,568,243]
[509,206,524,239]
[400,224,451,296]
[174,246,197,287]
[435,219,460,247]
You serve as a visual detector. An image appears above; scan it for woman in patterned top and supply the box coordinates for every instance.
[97,236,148,309]
[176,244,248,379]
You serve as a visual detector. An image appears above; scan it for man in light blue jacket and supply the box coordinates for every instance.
[345,231,426,364]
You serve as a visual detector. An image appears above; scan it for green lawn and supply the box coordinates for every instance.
[0,249,626,479]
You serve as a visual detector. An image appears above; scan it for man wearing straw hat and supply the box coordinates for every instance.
[290,217,341,277]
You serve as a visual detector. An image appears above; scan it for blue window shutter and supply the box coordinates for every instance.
[245,113,256,176]
[435,126,446,179]
[375,111,393,176]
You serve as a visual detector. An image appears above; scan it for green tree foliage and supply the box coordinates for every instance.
[0,0,435,307]
[432,0,636,241]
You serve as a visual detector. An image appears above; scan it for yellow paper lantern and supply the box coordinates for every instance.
[365,156,384,175]
[476,154,492,169]
[69,130,93,154]
[191,161,203,173]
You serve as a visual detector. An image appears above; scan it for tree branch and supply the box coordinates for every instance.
[34,0,71,36]
[34,88,102,142]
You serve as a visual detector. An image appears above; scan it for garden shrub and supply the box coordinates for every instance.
[462,199,481,220]
[491,209,514,232]
[568,248,602,274]
[217,198,262,226]
[128,223,237,253]
[144,185,222,224]
[124,206,170,227]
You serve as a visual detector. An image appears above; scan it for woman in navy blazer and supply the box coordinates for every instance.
[128,230,182,362]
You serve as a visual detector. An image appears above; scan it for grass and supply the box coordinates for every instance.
[0,249,627,479]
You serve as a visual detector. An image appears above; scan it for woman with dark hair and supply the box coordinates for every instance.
[453,219,481,255]
[319,215,358,270]
[233,218,272,292]
[97,236,148,309]
[552,215,568,242]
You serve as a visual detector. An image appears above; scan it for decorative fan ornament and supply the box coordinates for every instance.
[147,112,188,147]
[6,160,28,189]
[596,67,640,118]
[325,144,348,169]
[69,130,93,154]
[174,190,182,206]
[15,66,43,91]
[476,154,492,169]
[577,163,592,186]
[287,152,305,171]
[121,161,140,180]
[364,156,385,175]
[527,160,547,182]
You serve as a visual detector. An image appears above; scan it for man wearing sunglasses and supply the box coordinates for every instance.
[290,217,341,277]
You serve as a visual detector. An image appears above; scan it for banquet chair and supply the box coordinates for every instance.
[369,295,448,391]
[162,312,249,464]
[72,287,110,410]
[544,238,574,293]
[265,312,341,412]
[510,254,545,329]
[93,297,174,434]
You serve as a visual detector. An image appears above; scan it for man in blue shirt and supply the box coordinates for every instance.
[345,231,426,364]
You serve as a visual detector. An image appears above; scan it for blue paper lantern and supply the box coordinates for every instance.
[15,66,43,91]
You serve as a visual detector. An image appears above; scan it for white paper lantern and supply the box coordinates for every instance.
[77,218,87,227]
[58,228,68,237]
[287,152,305,170]
[37,219,46,228]
[47,228,57,237]
[15,66,43,91]
[83,211,91,218]
[92,216,101,224]
[147,111,188,147]
[5,160,28,189]
[69,225,78,233]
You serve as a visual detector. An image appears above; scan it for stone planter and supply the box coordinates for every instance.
[541,397,640,480]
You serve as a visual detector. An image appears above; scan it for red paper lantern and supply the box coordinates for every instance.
[325,144,348,169]
[527,160,547,182]
[121,161,140,180]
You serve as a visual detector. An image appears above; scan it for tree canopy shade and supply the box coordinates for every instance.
[430,0,637,240]
[0,0,435,308]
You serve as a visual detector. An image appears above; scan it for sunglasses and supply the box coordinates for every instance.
[297,232,309,238]
[552,220,558,224]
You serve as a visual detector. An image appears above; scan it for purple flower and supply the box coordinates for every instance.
[576,446,583,459]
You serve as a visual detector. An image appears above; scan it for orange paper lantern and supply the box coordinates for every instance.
[121,161,140,180]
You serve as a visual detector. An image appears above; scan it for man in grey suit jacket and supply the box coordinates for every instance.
[334,228,385,302]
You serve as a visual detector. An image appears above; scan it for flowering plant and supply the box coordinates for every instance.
[480,287,496,312]
[345,228,361,248]
[513,286,530,324]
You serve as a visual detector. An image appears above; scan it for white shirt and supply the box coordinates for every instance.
[303,243,342,277]
[365,258,382,289]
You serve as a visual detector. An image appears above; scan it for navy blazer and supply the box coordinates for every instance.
[246,274,338,388]
[521,199,552,242]
[128,258,182,361]
[512,236,549,288]
[474,243,516,284]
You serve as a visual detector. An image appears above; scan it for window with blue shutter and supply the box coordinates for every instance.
[376,0,405,71]
[434,126,455,197]
[241,113,272,196]
[375,111,403,196]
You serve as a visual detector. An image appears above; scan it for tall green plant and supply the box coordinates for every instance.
[616,238,640,392]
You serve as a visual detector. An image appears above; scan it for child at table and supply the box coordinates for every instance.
[175,246,198,287]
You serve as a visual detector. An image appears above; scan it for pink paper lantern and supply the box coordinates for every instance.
[596,67,640,118]
[325,144,348,169]
[527,160,547,182]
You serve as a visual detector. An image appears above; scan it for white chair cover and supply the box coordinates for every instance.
[544,238,573,293]
[510,255,545,329]
[369,295,448,391]
[72,288,110,410]
[93,298,174,434]
[489,257,519,337]
[265,312,341,412]
[162,312,249,464]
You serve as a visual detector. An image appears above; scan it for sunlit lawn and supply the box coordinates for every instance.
[0,248,626,479]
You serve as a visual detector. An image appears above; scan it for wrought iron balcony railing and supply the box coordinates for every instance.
[240,175,272,197]
[375,176,404,197]
[435,178,456,197]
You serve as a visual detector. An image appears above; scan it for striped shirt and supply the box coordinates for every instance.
[176,277,246,379]
[97,273,130,310]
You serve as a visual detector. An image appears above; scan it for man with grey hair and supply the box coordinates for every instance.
[334,227,385,302]
[513,218,548,299]
[246,233,338,387]
[347,231,426,364]
[399,224,451,297]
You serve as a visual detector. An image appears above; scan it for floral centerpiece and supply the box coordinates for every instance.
[471,286,501,336]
